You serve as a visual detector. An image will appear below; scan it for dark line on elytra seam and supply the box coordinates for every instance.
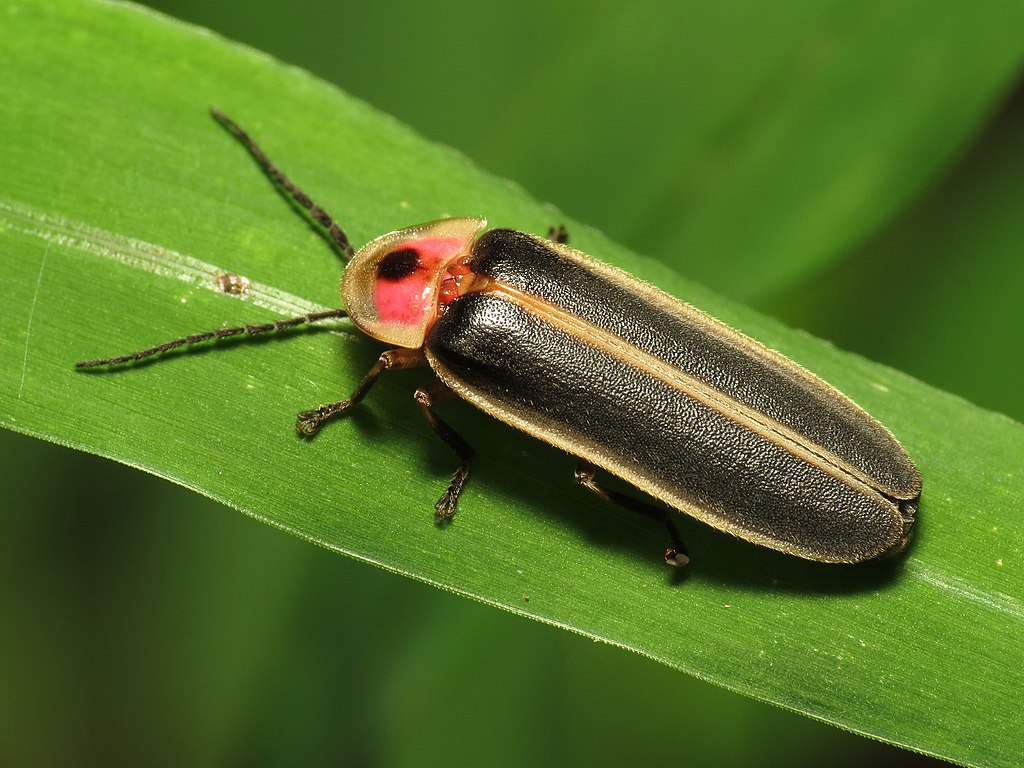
[487,282,888,498]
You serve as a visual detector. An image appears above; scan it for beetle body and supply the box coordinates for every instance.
[344,218,920,564]
[80,110,921,566]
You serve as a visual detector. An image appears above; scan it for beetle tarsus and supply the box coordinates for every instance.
[664,548,690,568]
[434,473,467,519]
[296,348,426,436]
[415,380,474,520]
[296,402,347,436]
[575,458,688,567]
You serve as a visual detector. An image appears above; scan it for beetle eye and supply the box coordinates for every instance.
[377,248,420,281]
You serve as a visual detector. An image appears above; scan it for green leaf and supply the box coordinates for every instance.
[166,0,1024,304]
[2,2,1022,768]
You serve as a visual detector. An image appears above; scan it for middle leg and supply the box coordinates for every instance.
[575,458,689,567]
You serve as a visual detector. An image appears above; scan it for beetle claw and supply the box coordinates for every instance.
[664,548,690,568]
[435,481,461,517]
[434,496,458,520]
[296,410,325,437]
[297,399,357,437]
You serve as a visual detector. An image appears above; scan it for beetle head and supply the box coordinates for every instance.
[341,217,487,348]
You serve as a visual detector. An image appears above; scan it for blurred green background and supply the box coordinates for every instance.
[2,1,1022,766]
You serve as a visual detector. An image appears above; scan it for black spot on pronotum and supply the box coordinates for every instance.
[377,248,420,281]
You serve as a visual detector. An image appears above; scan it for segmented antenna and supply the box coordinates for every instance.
[77,110,355,369]
[76,309,348,368]
[210,107,355,260]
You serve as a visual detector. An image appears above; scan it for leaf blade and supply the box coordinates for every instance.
[2,3,1022,767]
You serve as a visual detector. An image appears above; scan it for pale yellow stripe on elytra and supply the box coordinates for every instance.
[488,281,890,505]
[427,336,895,562]
[542,240,918,501]
[424,283,903,561]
